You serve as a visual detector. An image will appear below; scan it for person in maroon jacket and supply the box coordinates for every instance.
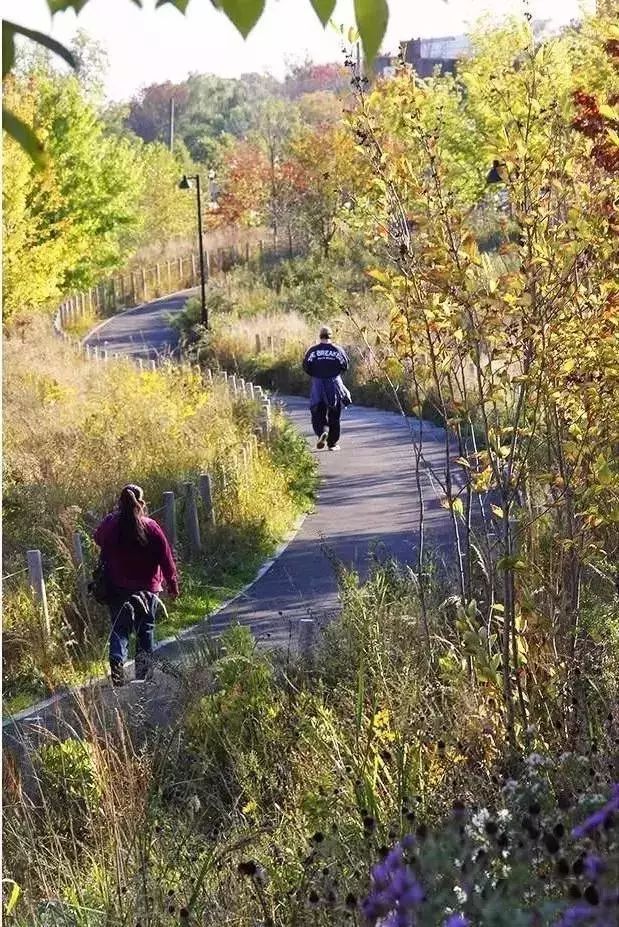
[94,484,179,686]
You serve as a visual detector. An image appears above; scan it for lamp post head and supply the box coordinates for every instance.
[486,160,507,184]
[178,174,192,190]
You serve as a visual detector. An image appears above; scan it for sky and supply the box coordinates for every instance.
[4,0,593,101]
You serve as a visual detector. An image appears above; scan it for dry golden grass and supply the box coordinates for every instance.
[2,317,312,707]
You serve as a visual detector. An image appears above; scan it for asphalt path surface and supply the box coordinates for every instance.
[84,288,456,649]
[3,289,456,766]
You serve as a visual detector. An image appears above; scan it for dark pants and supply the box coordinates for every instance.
[311,401,342,447]
[108,591,157,680]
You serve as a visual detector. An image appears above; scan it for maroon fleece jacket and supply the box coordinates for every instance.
[94,513,179,597]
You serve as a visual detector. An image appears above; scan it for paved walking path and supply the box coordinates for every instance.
[3,290,456,768]
[84,289,455,651]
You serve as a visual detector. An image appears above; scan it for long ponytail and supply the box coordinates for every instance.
[117,484,148,547]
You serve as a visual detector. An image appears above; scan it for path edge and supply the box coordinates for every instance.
[2,510,309,729]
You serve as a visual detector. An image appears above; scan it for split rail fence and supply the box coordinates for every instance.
[54,236,297,331]
[11,364,275,644]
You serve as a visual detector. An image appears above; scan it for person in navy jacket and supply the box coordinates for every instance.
[302,326,351,451]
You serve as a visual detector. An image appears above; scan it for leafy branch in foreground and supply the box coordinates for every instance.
[2,0,391,164]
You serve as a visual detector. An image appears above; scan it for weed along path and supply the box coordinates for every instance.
[3,290,455,772]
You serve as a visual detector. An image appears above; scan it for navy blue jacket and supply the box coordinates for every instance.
[303,341,351,408]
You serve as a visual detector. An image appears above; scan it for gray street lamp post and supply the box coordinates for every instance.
[179,173,208,328]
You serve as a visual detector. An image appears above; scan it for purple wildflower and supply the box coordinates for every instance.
[572,785,619,839]
[444,915,469,927]
[362,841,425,926]
[583,854,606,881]
[556,900,619,927]
[555,902,596,926]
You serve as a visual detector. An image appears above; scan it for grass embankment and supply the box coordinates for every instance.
[3,567,617,925]
[2,319,316,713]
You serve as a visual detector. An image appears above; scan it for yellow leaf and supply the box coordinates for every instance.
[561,358,576,374]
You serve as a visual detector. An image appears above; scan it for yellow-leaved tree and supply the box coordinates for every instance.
[347,13,619,744]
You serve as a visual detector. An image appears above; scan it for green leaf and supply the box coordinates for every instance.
[310,0,336,26]
[4,21,77,70]
[2,107,48,169]
[47,0,91,12]
[2,23,15,79]
[218,0,266,38]
[354,0,388,64]
[155,0,190,11]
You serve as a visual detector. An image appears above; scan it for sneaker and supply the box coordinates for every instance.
[328,444,341,452]
[316,431,328,450]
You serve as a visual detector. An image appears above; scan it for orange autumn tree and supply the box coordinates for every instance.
[286,123,368,256]
[210,140,271,228]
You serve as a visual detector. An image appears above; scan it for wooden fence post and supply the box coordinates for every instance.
[184,483,202,555]
[245,241,250,263]
[255,333,261,354]
[166,260,172,292]
[199,473,216,527]
[262,398,272,439]
[259,239,264,264]
[205,249,211,279]
[248,381,255,400]
[267,335,273,355]
[191,252,197,284]
[27,549,51,637]
[72,532,89,599]
[162,491,177,547]
[298,618,316,660]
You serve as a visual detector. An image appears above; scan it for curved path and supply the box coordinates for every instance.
[3,290,455,769]
[84,289,455,653]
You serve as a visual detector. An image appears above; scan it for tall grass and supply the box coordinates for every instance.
[2,318,315,710]
[3,567,617,925]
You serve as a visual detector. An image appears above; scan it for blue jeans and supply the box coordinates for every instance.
[108,591,156,678]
